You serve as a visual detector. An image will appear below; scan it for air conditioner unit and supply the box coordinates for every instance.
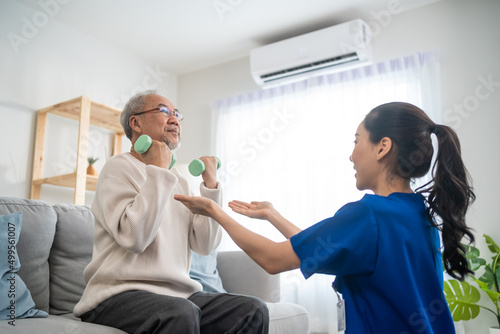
[250,19,372,87]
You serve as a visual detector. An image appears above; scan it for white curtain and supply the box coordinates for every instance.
[211,52,440,333]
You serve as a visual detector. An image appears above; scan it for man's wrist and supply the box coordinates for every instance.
[204,181,218,189]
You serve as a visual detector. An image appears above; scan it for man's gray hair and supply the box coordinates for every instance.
[120,90,157,140]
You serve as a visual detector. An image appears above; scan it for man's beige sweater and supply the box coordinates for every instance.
[74,153,222,317]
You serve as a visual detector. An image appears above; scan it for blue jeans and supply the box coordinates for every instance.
[80,290,269,334]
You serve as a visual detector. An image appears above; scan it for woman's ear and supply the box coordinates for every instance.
[376,137,393,161]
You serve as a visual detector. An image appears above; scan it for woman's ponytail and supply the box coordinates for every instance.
[420,124,476,280]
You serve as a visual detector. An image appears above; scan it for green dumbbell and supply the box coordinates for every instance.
[188,157,221,177]
[134,135,176,169]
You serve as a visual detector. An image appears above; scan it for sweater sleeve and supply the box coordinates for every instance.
[93,161,178,254]
[188,182,223,256]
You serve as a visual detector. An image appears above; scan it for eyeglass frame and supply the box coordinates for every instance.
[132,105,184,121]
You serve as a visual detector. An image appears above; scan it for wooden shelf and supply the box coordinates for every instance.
[30,96,123,204]
[32,173,98,191]
[37,96,124,133]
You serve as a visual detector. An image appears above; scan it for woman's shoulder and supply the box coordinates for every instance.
[359,192,428,227]
[337,193,426,221]
[360,192,424,207]
[334,198,376,222]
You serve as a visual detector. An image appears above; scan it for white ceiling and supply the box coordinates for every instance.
[15,0,441,74]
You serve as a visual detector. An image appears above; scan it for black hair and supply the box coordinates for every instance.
[364,102,475,280]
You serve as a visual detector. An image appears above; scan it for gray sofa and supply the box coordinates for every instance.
[0,197,309,334]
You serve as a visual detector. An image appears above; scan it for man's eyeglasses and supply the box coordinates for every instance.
[133,106,184,121]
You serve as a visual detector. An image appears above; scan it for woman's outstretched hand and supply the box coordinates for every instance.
[174,194,217,217]
[228,200,275,220]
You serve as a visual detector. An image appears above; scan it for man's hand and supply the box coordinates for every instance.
[228,200,275,220]
[199,156,218,189]
[174,194,217,217]
[137,139,174,170]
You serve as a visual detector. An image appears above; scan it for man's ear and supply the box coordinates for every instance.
[376,137,392,161]
[129,115,143,134]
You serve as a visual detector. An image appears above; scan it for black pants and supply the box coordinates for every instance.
[80,290,269,334]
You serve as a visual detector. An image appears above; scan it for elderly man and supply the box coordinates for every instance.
[74,90,269,333]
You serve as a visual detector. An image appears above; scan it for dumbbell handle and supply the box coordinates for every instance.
[134,135,176,169]
[188,157,221,177]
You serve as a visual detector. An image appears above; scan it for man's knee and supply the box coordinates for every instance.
[250,297,269,325]
[160,297,201,321]
[247,296,268,315]
[235,296,269,332]
[246,296,269,313]
[141,298,202,332]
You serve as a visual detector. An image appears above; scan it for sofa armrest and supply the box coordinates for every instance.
[217,251,280,303]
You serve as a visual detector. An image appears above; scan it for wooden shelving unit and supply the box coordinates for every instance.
[30,96,124,204]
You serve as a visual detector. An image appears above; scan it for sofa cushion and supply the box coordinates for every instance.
[0,197,56,313]
[217,251,281,303]
[0,314,128,333]
[0,211,48,320]
[267,302,310,334]
[49,204,94,315]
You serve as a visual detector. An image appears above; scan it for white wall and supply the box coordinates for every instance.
[0,1,177,206]
[175,56,256,163]
[178,0,500,332]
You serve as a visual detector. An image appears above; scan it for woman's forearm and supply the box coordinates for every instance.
[266,210,302,239]
[211,206,301,275]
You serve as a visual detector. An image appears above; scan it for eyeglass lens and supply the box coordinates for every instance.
[159,107,183,120]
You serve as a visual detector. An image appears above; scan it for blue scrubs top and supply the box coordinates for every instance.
[290,193,455,334]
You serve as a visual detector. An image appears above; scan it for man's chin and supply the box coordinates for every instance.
[167,141,181,151]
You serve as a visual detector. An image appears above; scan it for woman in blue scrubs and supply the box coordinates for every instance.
[175,102,475,333]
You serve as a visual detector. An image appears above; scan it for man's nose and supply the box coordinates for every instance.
[168,116,179,126]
